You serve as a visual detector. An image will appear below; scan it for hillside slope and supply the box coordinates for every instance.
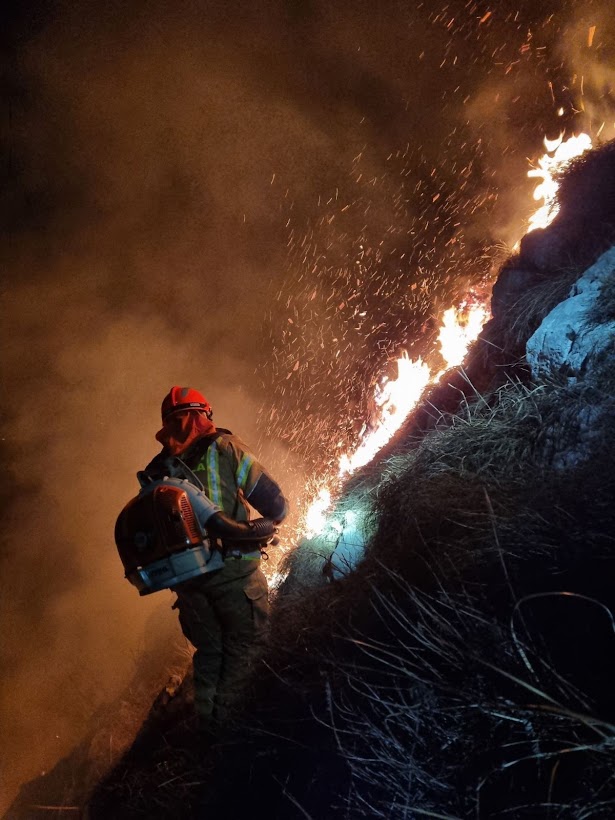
[11,142,615,820]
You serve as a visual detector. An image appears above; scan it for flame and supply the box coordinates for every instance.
[304,487,332,537]
[338,354,431,477]
[526,132,592,233]
[293,129,593,553]
[438,300,491,370]
[301,296,490,538]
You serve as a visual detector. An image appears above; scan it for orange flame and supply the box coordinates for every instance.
[526,132,592,233]
[301,296,490,538]
[338,353,431,477]
[437,300,491,370]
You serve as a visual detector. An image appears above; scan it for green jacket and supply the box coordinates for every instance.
[146,428,288,559]
[191,431,271,521]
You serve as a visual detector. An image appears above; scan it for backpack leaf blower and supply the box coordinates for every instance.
[115,462,277,595]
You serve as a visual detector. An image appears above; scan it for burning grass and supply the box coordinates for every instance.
[88,375,615,818]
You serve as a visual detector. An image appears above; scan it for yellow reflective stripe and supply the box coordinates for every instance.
[235,453,254,490]
[207,442,222,506]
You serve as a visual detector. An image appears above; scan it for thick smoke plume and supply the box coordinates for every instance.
[1,0,614,809]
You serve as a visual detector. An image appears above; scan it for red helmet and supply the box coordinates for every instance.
[161,386,213,421]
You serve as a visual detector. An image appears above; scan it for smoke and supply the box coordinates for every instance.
[2,0,615,810]
[555,0,615,126]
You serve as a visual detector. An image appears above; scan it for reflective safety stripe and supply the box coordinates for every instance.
[235,454,254,490]
[207,442,223,506]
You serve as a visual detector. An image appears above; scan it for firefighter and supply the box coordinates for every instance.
[144,386,288,727]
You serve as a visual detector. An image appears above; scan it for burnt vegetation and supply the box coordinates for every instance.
[80,147,615,818]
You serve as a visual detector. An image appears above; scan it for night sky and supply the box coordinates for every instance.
[2,0,614,807]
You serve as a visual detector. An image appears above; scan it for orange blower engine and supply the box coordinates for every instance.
[115,475,277,595]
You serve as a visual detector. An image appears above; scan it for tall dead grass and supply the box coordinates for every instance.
[498,269,584,358]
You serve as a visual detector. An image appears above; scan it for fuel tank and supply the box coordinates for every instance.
[115,477,224,595]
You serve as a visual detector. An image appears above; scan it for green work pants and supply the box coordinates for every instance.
[175,559,269,720]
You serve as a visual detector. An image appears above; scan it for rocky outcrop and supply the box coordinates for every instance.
[523,245,615,469]
[527,246,615,380]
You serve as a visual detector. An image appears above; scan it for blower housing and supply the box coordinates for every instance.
[115,475,278,595]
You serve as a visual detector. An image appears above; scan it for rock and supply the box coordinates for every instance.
[526,246,615,381]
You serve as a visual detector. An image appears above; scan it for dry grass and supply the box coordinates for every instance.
[557,141,615,228]
[326,576,615,819]
[498,268,583,356]
[322,377,615,816]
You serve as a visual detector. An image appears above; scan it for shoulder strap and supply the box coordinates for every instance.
[138,454,206,491]
[182,431,226,469]
[141,431,227,486]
